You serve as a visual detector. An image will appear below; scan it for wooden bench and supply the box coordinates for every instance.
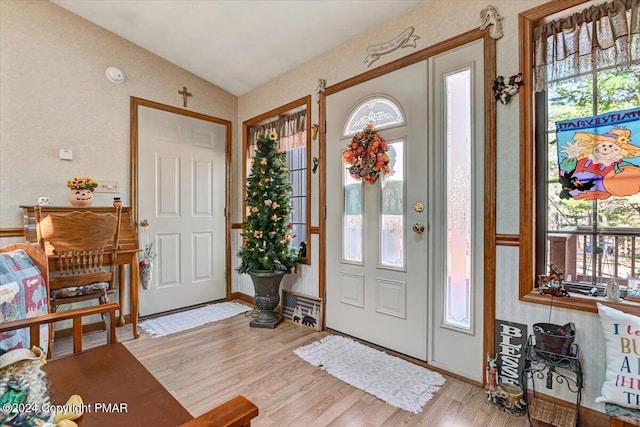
[0,302,118,355]
[180,396,259,427]
[0,303,258,426]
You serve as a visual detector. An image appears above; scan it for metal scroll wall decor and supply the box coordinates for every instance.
[364,27,420,68]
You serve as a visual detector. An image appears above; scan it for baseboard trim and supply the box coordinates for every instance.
[230,292,254,306]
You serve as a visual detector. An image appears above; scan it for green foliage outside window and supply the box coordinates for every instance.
[546,65,640,232]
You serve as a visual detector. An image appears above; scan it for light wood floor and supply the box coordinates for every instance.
[53,304,529,426]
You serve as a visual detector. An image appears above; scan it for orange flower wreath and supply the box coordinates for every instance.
[341,123,391,183]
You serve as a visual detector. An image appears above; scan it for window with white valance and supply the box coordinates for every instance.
[245,102,311,263]
[533,0,639,92]
[520,0,640,311]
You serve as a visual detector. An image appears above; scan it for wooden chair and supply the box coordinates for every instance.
[35,206,122,314]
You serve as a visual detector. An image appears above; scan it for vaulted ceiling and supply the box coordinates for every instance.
[52,0,426,96]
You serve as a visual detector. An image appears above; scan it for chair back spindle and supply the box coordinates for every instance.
[35,206,122,310]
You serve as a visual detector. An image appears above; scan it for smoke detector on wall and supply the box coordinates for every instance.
[105,66,125,84]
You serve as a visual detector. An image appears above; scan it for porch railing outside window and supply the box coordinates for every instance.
[548,227,639,294]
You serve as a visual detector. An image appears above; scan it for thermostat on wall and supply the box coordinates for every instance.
[59,149,73,160]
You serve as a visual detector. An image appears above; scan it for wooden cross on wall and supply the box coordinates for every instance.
[178,86,192,107]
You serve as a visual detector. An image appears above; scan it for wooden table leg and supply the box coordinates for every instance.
[130,252,140,338]
[118,265,126,326]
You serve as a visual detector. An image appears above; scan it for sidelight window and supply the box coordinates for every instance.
[444,68,473,331]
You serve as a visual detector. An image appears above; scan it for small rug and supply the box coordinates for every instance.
[139,301,252,338]
[294,335,445,414]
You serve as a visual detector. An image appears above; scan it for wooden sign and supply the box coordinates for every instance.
[494,319,528,388]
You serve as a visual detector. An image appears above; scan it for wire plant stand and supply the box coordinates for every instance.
[522,335,583,427]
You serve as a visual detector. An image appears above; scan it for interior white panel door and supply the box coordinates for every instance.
[138,106,226,316]
[158,233,180,287]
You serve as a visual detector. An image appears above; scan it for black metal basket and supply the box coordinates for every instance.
[533,323,575,356]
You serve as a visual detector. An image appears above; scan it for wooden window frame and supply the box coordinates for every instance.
[242,95,312,265]
[518,0,640,316]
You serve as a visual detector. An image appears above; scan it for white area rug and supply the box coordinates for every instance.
[139,302,252,338]
[294,335,446,414]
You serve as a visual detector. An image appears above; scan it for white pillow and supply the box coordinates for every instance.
[596,302,640,409]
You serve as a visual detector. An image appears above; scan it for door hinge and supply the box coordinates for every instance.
[323,206,326,219]
[224,207,227,217]
[323,120,327,133]
[225,142,228,153]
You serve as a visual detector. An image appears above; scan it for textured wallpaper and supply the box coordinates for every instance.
[0,0,237,228]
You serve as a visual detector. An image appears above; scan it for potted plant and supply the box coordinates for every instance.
[237,131,298,328]
[66,176,98,207]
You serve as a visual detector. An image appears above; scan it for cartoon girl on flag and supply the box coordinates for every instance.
[557,108,640,200]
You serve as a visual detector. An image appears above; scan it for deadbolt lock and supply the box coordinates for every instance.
[414,202,424,213]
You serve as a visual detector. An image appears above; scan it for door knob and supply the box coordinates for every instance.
[140,219,149,228]
[412,222,425,234]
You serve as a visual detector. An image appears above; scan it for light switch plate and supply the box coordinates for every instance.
[94,180,120,193]
[59,149,73,160]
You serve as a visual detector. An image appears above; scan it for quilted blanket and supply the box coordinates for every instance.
[0,249,49,354]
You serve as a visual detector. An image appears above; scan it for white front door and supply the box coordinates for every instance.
[325,39,485,380]
[138,106,227,316]
[326,61,429,360]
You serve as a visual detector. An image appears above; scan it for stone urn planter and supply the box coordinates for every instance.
[248,270,286,329]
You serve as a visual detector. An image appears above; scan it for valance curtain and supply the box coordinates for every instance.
[534,0,640,92]
[248,110,306,158]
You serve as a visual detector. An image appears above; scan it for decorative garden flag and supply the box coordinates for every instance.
[556,107,640,200]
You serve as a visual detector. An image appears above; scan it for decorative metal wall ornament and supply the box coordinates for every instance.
[480,5,504,40]
[364,27,420,68]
